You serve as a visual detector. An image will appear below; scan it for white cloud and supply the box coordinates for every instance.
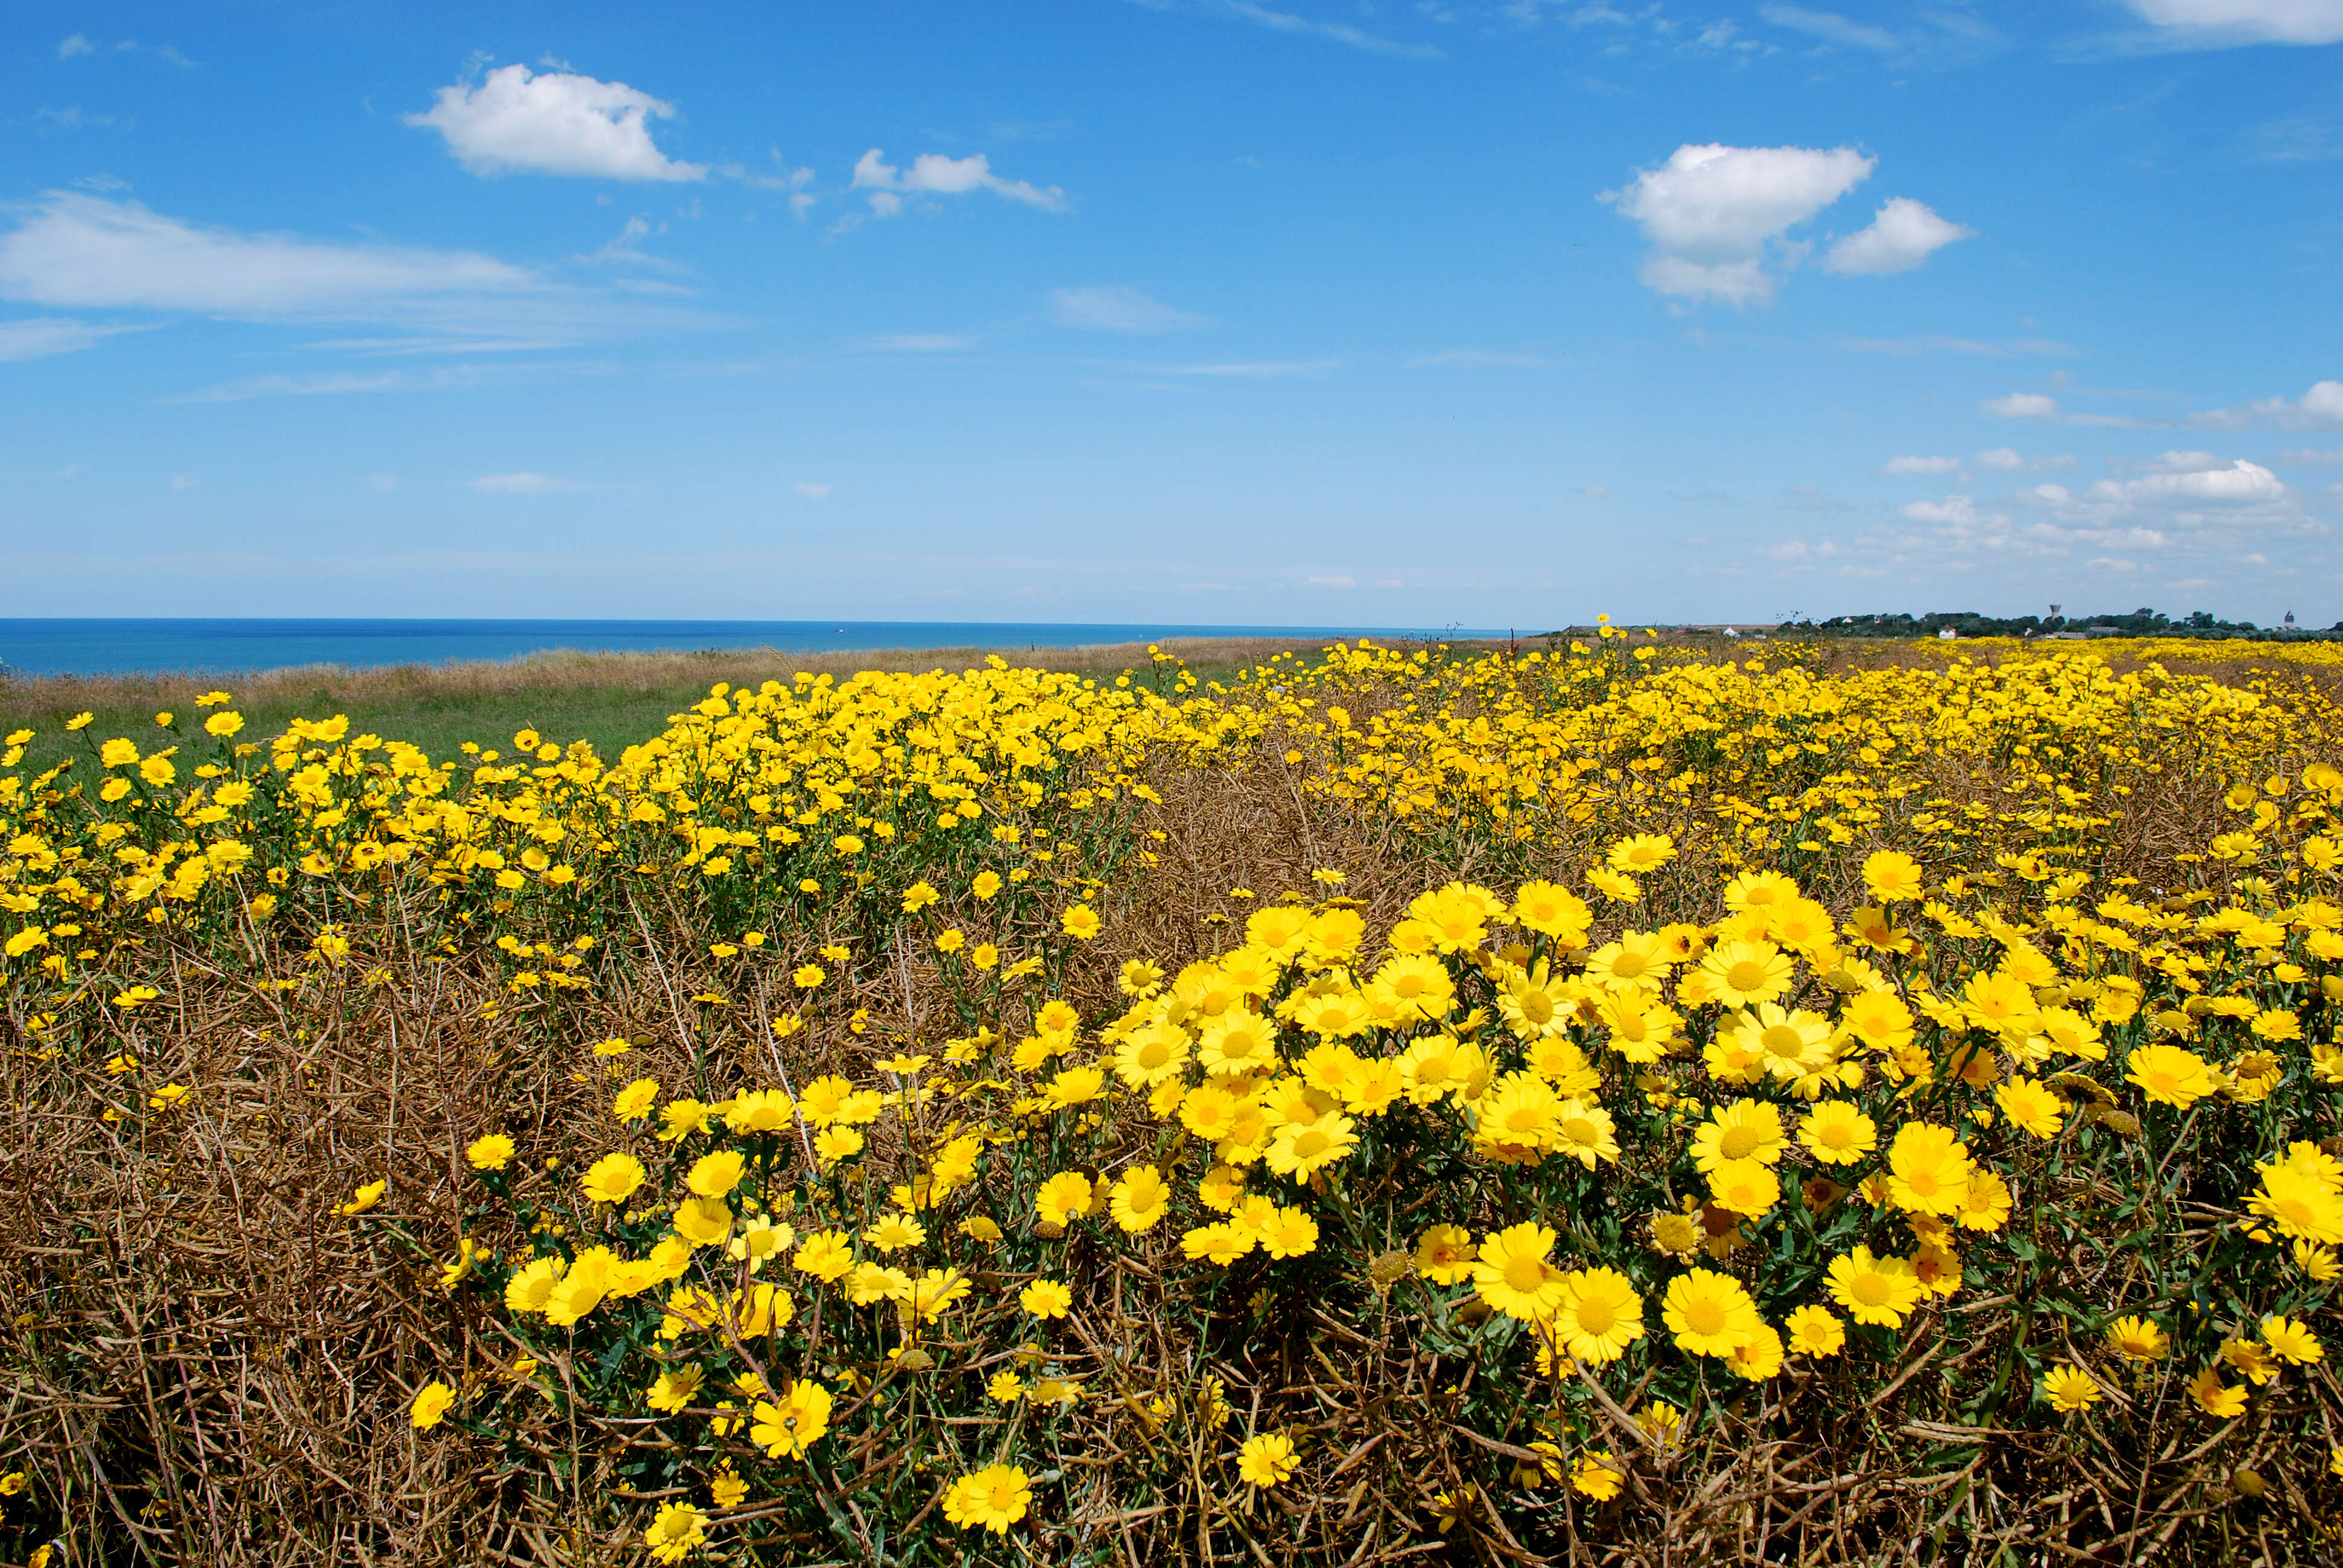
[0,315,145,361]
[2189,379,2343,430]
[1881,454,1961,474]
[59,33,93,57]
[1834,334,2077,356]
[1984,391,2060,419]
[1304,575,1358,587]
[471,471,592,494]
[1052,286,1210,333]
[859,333,978,353]
[363,472,397,492]
[1824,197,1972,275]
[1972,447,2026,471]
[794,482,833,500]
[1758,4,1901,50]
[1185,1,1443,59]
[2275,445,2343,465]
[169,474,198,491]
[406,64,708,182]
[2127,0,2343,45]
[1902,494,1984,524]
[850,149,1066,215]
[2101,459,2287,505]
[0,193,529,315]
[1409,348,1553,367]
[163,371,408,403]
[1162,359,1339,377]
[1603,143,1873,305]
[1581,484,1613,496]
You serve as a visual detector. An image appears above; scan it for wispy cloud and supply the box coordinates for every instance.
[1052,286,1210,333]
[1139,1,1443,59]
[858,333,980,353]
[471,471,596,494]
[1758,3,1901,51]
[0,315,149,362]
[1162,358,1339,377]
[1835,335,2077,357]
[1409,348,1553,367]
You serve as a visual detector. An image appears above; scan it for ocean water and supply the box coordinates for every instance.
[0,619,1516,679]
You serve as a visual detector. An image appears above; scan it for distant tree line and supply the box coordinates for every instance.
[1774,608,2342,642]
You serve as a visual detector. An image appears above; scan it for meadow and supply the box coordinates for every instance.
[5,627,2343,1565]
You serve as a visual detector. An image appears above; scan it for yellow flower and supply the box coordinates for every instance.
[464,1133,515,1171]
[2126,1044,2214,1108]
[644,1501,709,1564]
[942,1463,1032,1534]
[1551,1267,1645,1364]
[1109,1165,1171,1233]
[1861,850,1924,903]
[647,1364,704,1413]
[334,1179,387,1217]
[1237,1433,1298,1488]
[2187,1365,2247,1420]
[1826,1246,1925,1327]
[1472,1222,1567,1323]
[1662,1268,1761,1357]
[2105,1315,2169,1362]
[1036,1171,1095,1227]
[1021,1278,1073,1318]
[1708,1158,1781,1217]
[2263,1315,2324,1365]
[2041,1364,2101,1414]
[1784,1304,1844,1357]
[1570,1449,1626,1501]
[579,1152,647,1206]
[1797,1102,1877,1165]
[1415,1223,1476,1285]
[792,1229,856,1282]
[687,1150,747,1198]
[1885,1122,1972,1217]
[612,1077,660,1123]
[1995,1077,2065,1138]
[1690,1099,1788,1172]
[749,1379,833,1460]
[410,1379,455,1429]
[1061,903,1103,939]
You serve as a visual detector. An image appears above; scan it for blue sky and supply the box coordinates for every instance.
[5,1,2341,626]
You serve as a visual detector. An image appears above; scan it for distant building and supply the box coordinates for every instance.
[2286,610,2297,629]
[1938,626,1959,640]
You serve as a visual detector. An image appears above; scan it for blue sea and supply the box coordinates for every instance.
[0,619,1517,679]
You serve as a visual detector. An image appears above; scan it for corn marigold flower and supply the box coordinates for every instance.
[1416,1223,1476,1285]
[2263,1315,2324,1365]
[334,1179,387,1217]
[1570,1449,1626,1501]
[2126,1044,2214,1108]
[1707,1158,1781,1217]
[1110,1165,1172,1233]
[750,1379,833,1460]
[1691,1099,1788,1172]
[2041,1364,2101,1414]
[1700,940,1795,1008]
[1551,1267,1645,1364]
[1020,1278,1072,1318]
[686,1151,746,1199]
[1826,1247,1925,1328]
[2188,1365,2247,1420]
[579,1152,646,1206]
[1036,1171,1094,1227]
[1238,1433,1298,1488]
[647,1364,704,1413]
[1861,850,1924,903]
[1995,1077,2065,1138]
[612,1077,660,1123]
[1885,1122,1972,1217]
[1797,1101,1876,1165]
[410,1379,454,1429]
[942,1464,1032,1534]
[792,1229,854,1282]
[643,1501,707,1564]
[1473,1222,1567,1324]
[2106,1315,2170,1362]
[1663,1268,1760,1357]
[1268,1111,1357,1180]
[464,1133,515,1171]
[1060,903,1102,939]
[1784,1304,1845,1357]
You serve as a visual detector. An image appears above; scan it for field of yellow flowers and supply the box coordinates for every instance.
[6,629,2343,1566]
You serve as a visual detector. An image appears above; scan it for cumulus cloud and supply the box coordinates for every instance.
[471,471,592,494]
[2101,458,2287,505]
[2189,379,2343,430]
[1051,286,1210,333]
[2127,0,2343,45]
[1881,455,1962,474]
[1901,494,1987,524]
[850,149,1066,217]
[1604,144,1871,305]
[1824,197,1973,275]
[406,64,707,181]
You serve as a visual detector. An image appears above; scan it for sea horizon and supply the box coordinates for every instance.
[0,617,1527,680]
